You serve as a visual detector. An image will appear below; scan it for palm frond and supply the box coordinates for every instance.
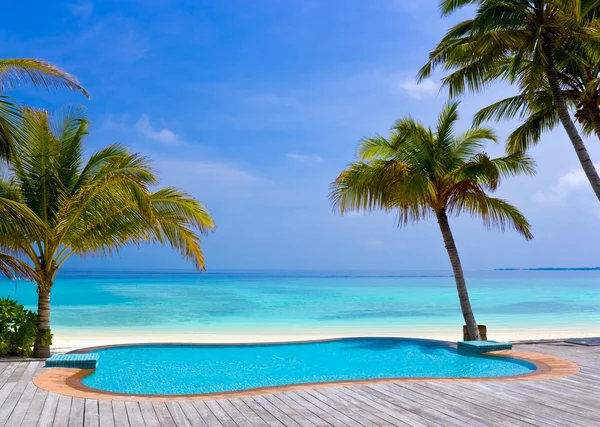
[0,59,89,98]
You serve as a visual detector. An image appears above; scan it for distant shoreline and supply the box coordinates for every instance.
[495,267,600,271]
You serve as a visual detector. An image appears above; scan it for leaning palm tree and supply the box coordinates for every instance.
[330,103,534,341]
[418,0,600,201]
[0,58,89,160]
[0,106,215,358]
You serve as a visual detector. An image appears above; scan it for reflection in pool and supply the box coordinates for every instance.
[81,338,536,395]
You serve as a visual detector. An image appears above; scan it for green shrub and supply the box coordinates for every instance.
[0,297,38,357]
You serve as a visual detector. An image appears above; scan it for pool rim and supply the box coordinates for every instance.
[33,337,580,401]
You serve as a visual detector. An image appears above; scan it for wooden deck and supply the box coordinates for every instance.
[0,341,598,426]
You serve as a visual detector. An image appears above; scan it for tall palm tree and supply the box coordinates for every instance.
[0,58,89,160]
[330,103,534,341]
[418,0,600,201]
[0,107,215,358]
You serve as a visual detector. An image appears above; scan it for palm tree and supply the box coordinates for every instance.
[418,0,600,201]
[473,55,600,153]
[0,106,215,358]
[0,58,89,160]
[330,102,534,341]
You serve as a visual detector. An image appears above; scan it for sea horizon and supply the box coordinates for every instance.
[2,268,599,351]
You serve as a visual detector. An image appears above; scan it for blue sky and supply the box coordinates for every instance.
[4,0,600,270]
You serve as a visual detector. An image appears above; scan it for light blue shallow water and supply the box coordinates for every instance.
[1,269,599,337]
[82,339,537,395]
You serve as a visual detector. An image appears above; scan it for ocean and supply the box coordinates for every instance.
[1,269,599,341]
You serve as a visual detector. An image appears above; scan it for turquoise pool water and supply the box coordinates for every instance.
[81,339,537,395]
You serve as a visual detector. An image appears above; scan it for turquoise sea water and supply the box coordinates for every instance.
[82,339,537,395]
[1,269,599,338]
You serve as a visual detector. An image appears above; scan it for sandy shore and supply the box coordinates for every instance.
[51,327,600,352]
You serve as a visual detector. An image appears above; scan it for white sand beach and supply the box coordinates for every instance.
[51,326,600,352]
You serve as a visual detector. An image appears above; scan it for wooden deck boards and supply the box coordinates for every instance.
[0,342,598,426]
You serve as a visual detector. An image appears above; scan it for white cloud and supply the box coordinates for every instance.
[134,115,183,146]
[399,78,439,100]
[286,153,323,163]
[534,165,600,203]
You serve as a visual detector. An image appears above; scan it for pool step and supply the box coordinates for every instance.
[457,340,512,354]
[45,353,99,369]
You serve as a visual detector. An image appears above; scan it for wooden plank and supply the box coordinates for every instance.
[230,398,284,427]
[165,402,191,427]
[139,402,161,427]
[204,400,238,427]
[84,400,100,427]
[305,389,385,427]
[125,402,146,427]
[51,395,72,427]
[178,401,208,427]
[447,382,575,427]
[0,369,37,426]
[7,363,28,384]
[394,383,498,427]
[335,386,419,427]
[0,363,9,378]
[261,394,318,427]
[151,402,177,427]
[283,392,349,427]
[268,393,331,427]
[217,399,256,427]
[112,401,129,427]
[68,398,85,427]
[292,390,357,427]
[99,400,115,427]
[191,401,224,427]
[35,392,59,427]
[228,398,270,427]
[0,363,18,387]
[422,382,542,426]
[252,395,304,427]
[4,381,39,427]
[363,384,463,426]
[21,388,48,427]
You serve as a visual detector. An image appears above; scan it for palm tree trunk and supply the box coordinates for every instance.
[436,210,481,341]
[33,284,52,358]
[543,46,600,202]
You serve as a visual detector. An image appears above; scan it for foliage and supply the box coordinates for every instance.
[0,106,216,283]
[330,101,535,238]
[419,0,600,98]
[0,59,89,96]
[0,106,215,356]
[0,58,89,184]
[0,297,38,357]
[418,0,600,148]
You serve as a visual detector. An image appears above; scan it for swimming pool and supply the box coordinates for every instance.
[80,338,537,395]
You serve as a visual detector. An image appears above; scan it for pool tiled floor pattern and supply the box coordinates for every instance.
[0,341,598,426]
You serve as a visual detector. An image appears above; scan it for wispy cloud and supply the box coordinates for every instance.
[534,165,600,203]
[286,153,323,163]
[134,115,183,146]
[399,78,439,100]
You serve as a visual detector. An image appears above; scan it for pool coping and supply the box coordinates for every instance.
[32,339,580,402]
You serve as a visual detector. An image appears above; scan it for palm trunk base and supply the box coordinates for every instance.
[32,343,51,359]
[463,325,487,341]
